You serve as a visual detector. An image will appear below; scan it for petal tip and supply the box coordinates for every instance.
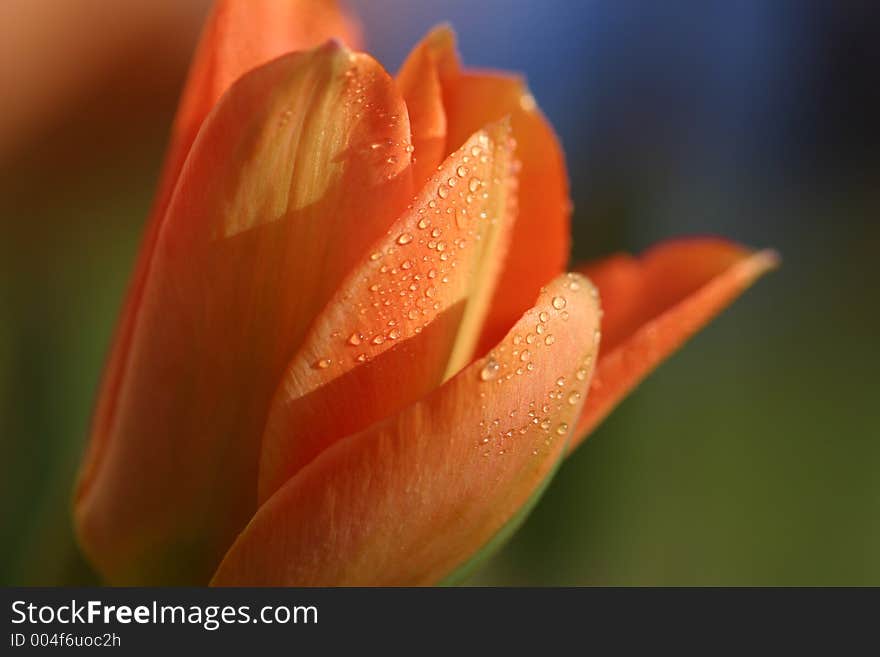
[755,247,782,271]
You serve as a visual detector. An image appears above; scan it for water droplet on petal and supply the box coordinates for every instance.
[314,358,332,369]
[552,296,567,310]
[480,358,501,381]
[544,334,556,345]
[397,233,413,245]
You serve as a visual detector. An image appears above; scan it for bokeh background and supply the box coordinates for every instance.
[2,0,878,586]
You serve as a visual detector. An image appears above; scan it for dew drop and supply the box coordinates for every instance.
[397,233,413,245]
[456,165,469,177]
[468,177,482,193]
[544,334,556,345]
[539,311,549,322]
[314,358,331,369]
[480,358,501,382]
[371,335,385,345]
[347,333,362,346]
[567,391,581,405]
[519,350,531,362]
[556,422,569,436]
[552,296,567,310]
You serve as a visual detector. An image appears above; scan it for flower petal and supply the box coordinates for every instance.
[569,238,779,453]
[396,27,570,355]
[258,121,518,503]
[174,0,362,187]
[84,0,361,555]
[395,25,460,185]
[442,73,571,354]
[213,273,601,586]
[75,43,415,584]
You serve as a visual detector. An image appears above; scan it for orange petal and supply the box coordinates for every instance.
[174,0,362,183]
[257,121,517,502]
[85,0,361,545]
[443,72,571,354]
[569,238,779,453]
[75,43,415,585]
[213,273,601,586]
[395,25,460,185]
[396,28,569,353]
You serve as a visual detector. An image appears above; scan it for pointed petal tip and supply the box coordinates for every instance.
[756,247,782,270]
[423,22,457,49]
[319,36,348,52]
[568,238,778,454]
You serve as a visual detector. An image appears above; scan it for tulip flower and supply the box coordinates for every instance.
[73,0,777,586]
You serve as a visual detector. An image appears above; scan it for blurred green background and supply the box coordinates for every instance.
[2,0,878,585]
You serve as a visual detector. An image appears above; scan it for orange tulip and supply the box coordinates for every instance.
[73,0,777,586]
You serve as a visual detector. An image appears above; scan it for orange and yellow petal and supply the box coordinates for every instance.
[445,73,571,354]
[75,43,415,585]
[86,0,361,542]
[395,25,460,185]
[569,238,778,453]
[397,27,570,354]
[213,273,601,586]
[258,121,518,502]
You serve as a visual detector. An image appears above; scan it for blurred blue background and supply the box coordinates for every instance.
[2,0,878,585]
